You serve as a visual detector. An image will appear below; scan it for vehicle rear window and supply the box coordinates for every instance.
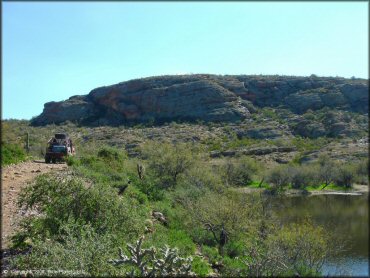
[52,145,67,153]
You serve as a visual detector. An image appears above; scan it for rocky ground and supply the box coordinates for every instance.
[1,161,68,249]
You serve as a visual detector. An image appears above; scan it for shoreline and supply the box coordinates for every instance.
[235,184,369,196]
[306,184,368,196]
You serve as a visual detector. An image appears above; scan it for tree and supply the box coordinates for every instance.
[289,165,315,189]
[187,191,258,255]
[221,157,259,187]
[317,154,336,189]
[267,166,291,190]
[334,164,355,188]
[266,219,330,276]
[142,142,194,188]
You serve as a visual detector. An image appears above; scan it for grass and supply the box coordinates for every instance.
[248,180,271,189]
[237,180,356,193]
[1,143,28,166]
[305,183,350,191]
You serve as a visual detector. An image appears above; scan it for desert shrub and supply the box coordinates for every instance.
[206,139,223,151]
[179,162,224,192]
[267,219,329,276]
[291,137,330,152]
[201,245,222,265]
[135,177,165,201]
[146,225,196,256]
[221,157,259,187]
[70,149,135,186]
[66,155,79,166]
[224,240,245,258]
[289,165,318,189]
[220,219,330,277]
[354,158,369,184]
[10,222,121,276]
[267,166,291,190]
[191,256,211,277]
[317,154,337,188]
[171,184,210,209]
[221,256,249,277]
[187,191,259,255]
[333,164,355,188]
[16,174,148,245]
[1,142,27,166]
[260,107,279,121]
[142,142,195,188]
[226,137,259,149]
[123,185,149,205]
[97,146,125,161]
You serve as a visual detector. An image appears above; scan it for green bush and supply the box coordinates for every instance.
[221,256,248,277]
[1,142,27,166]
[224,240,245,258]
[334,164,355,188]
[142,142,195,188]
[219,219,331,277]
[179,162,224,192]
[71,149,134,186]
[191,256,211,277]
[97,146,126,161]
[317,154,337,188]
[267,219,329,276]
[201,245,222,264]
[147,226,196,256]
[354,158,369,184]
[10,223,121,276]
[291,137,330,152]
[187,191,258,254]
[123,185,149,205]
[66,155,79,166]
[267,166,291,190]
[16,174,148,245]
[289,165,317,189]
[221,157,259,187]
[133,175,165,201]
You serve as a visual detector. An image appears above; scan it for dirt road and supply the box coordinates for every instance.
[1,160,68,249]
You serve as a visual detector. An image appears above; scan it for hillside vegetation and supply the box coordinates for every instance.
[2,115,368,276]
[2,74,368,276]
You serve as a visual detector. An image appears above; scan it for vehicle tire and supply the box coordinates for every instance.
[45,157,51,163]
[52,158,56,164]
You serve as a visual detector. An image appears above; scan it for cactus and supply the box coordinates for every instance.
[137,163,145,180]
[154,246,193,276]
[109,236,194,277]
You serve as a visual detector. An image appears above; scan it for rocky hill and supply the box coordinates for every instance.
[31,74,368,132]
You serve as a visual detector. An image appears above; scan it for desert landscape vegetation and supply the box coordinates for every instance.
[3,1,369,276]
[1,74,368,277]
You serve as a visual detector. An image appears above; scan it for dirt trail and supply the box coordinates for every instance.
[1,160,68,249]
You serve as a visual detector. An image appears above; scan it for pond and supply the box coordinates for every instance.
[267,193,369,277]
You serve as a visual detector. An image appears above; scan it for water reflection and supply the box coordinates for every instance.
[265,193,369,276]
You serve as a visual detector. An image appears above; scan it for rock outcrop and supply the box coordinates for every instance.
[31,74,368,126]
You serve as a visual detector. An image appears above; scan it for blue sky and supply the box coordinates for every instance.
[2,2,368,120]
